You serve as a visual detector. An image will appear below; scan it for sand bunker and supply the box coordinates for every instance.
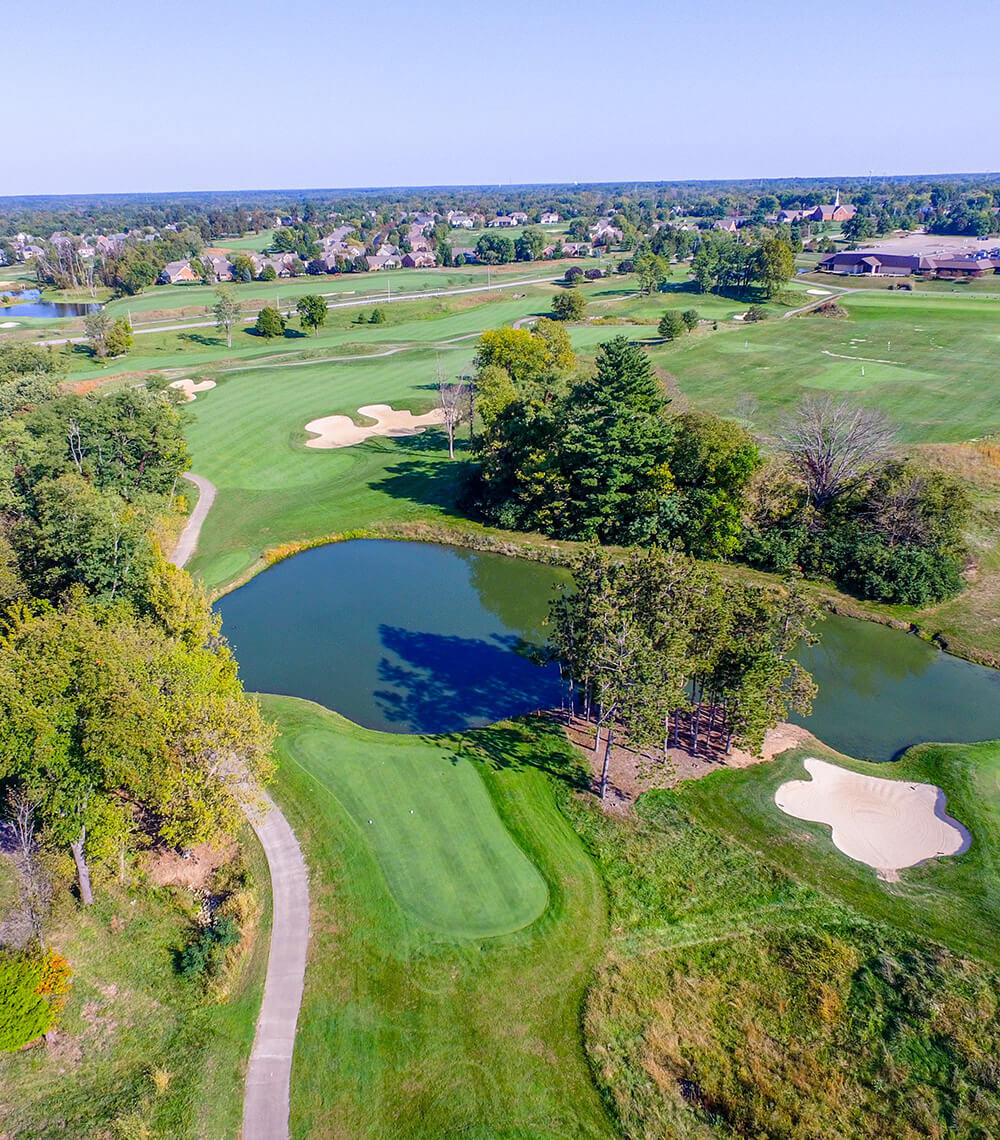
[806,288,830,296]
[304,403,446,449]
[0,321,20,328]
[169,378,217,402]
[775,757,969,880]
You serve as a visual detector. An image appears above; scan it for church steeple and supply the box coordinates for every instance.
[834,188,841,207]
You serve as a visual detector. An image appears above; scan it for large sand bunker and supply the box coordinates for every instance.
[169,378,216,402]
[775,757,969,880]
[304,403,446,449]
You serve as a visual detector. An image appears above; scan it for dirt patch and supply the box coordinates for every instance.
[143,838,237,891]
[564,714,816,816]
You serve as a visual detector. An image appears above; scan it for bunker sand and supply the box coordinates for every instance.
[304,403,446,449]
[775,757,970,880]
[169,378,217,402]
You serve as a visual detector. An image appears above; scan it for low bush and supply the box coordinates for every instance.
[177,917,240,980]
[0,948,72,1051]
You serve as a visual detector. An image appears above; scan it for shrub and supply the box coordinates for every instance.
[0,949,72,1051]
[177,917,241,981]
[744,304,768,322]
[552,291,586,321]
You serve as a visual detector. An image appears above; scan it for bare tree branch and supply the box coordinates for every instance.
[777,396,897,508]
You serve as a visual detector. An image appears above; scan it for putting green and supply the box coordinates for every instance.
[276,704,549,937]
[802,359,942,391]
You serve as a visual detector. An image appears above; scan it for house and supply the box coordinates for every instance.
[510,212,528,224]
[778,208,814,225]
[402,251,437,268]
[365,253,402,271]
[159,260,198,284]
[486,216,518,228]
[451,246,477,263]
[413,211,437,227]
[590,220,623,245]
[714,216,748,233]
[204,253,234,281]
[449,214,475,228]
[539,212,561,224]
[809,191,856,223]
[561,241,592,257]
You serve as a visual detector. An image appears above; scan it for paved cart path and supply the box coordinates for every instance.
[169,472,216,569]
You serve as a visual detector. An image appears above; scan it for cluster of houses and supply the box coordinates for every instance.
[7,230,138,261]
[817,248,1000,278]
[715,192,858,233]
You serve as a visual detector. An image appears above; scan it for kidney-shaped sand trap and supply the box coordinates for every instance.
[304,403,446,449]
[169,378,217,402]
[775,757,970,880]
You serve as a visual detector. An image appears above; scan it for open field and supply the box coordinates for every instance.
[264,695,614,1139]
[57,282,560,384]
[653,290,1000,443]
[0,828,271,1140]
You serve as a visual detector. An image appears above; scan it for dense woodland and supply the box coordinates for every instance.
[0,343,271,1050]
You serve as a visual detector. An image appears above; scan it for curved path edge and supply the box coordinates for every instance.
[170,472,216,569]
[242,790,310,1140]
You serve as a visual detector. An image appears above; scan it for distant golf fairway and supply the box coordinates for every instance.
[280,710,548,937]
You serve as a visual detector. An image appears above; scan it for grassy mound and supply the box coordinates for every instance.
[570,746,1000,1140]
[680,740,1000,965]
[261,695,614,1139]
[0,829,270,1139]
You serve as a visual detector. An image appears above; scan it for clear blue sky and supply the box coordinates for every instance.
[4,0,993,196]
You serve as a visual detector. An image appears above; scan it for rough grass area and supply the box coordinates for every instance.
[262,695,614,1139]
[569,772,1000,1140]
[0,828,270,1139]
[679,740,1000,966]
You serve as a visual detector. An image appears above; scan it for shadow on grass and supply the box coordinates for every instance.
[368,451,472,513]
[453,716,590,790]
[374,626,563,734]
[180,332,224,347]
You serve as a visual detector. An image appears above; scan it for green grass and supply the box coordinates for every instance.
[286,715,548,937]
[679,739,1000,966]
[654,290,1000,443]
[0,826,271,1139]
[263,695,614,1139]
[570,776,1000,1140]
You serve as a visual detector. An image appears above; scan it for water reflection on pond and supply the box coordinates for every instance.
[216,540,1000,760]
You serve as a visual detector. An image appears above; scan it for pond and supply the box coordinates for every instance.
[0,288,100,319]
[216,540,1000,761]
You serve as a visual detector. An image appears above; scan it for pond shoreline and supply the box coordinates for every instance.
[205,519,1000,673]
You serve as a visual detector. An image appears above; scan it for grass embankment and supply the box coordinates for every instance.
[0,827,271,1139]
[570,738,1000,1139]
[263,695,614,1139]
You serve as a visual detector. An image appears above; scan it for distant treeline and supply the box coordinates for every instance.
[3,174,1000,241]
